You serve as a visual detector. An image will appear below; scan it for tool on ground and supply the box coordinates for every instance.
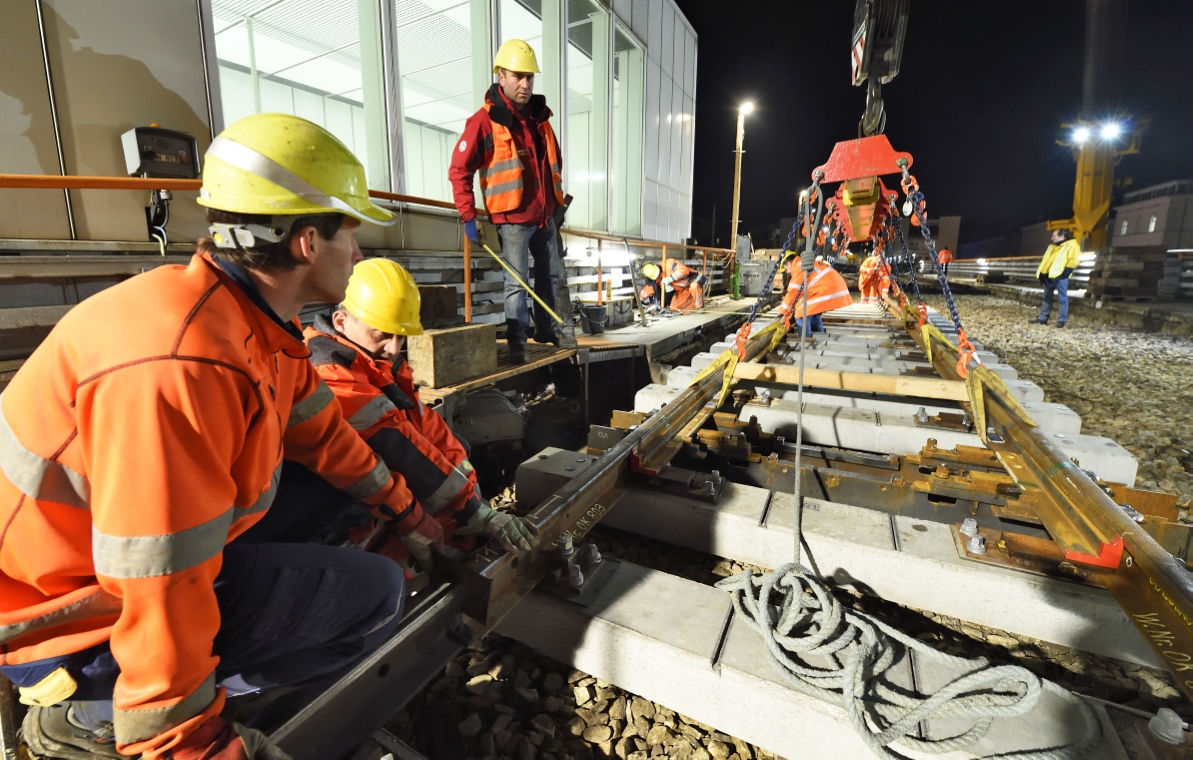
[479,242,563,324]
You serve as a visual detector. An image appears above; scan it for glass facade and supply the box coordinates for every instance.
[211,0,392,190]
[209,0,695,240]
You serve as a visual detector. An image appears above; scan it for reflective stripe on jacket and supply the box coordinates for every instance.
[0,254,414,758]
[304,317,483,521]
[780,261,854,317]
[1037,239,1081,279]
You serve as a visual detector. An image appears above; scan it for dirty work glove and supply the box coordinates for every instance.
[464,218,483,245]
[171,716,292,759]
[464,504,535,553]
[399,510,445,567]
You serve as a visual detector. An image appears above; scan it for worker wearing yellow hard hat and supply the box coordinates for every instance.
[1,111,442,760]
[449,39,567,364]
[304,258,536,569]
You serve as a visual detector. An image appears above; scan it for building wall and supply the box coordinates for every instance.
[1,0,696,246]
[1111,195,1193,249]
[0,0,215,242]
[1019,221,1053,257]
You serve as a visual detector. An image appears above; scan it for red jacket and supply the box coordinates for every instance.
[0,254,414,757]
[450,85,560,226]
[303,317,482,523]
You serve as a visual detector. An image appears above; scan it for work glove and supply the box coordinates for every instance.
[1059,267,1074,279]
[461,503,535,553]
[661,276,674,287]
[171,716,291,760]
[399,510,446,567]
[464,218,483,245]
[1038,273,1047,282]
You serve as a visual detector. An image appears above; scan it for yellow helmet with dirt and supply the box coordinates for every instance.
[199,112,395,225]
[493,39,541,74]
[641,262,661,281]
[342,258,424,336]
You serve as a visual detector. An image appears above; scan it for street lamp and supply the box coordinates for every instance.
[1072,126,1091,144]
[728,101,754,298]
[1100,122,1122,141]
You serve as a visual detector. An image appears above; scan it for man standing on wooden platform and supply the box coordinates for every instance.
[450,39,566,365]
[1035,228,1082,328]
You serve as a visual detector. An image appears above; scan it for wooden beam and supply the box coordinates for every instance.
[732,361,968,401]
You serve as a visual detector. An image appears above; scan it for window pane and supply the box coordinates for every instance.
[211,0,391,190]
[566,0,609,231]
[612,24,643,236]
[396,0,491,201]
[1149,215,1157,233]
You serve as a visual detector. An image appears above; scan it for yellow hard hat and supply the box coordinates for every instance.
[199,113,395,226]
[641,262,660,281]
[493,39,540,74]
[342,258,423,336]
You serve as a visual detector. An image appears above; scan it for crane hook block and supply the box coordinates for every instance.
[813,134,913,184]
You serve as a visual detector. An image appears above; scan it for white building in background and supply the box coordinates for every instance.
[209,0,697,242]
[1110,180,1193,249]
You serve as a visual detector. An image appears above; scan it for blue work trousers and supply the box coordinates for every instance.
[794,314,825,335]
[1039,277,1069,323]
[1,462,404,720]
[496,218,561,339]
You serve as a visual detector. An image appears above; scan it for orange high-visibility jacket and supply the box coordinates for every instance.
[875,257,893,293]
[475,101,565,215]
[304,317,483,521]
[780,260,854,317]
[0,254,416,757]
[937,248,954,265]
[858,255,879,290]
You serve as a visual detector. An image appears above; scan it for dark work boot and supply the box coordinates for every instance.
[21,703,123,759]
[532,325,559,346]
[505,319,529,365]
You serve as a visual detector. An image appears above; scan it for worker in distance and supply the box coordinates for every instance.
[1035,228,1081,328]
[0,114,445,760]
[638,259,707,313]
[302,257,536,567]
[450,39,566,365]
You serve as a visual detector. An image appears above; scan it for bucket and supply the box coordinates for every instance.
[579,304,608,334]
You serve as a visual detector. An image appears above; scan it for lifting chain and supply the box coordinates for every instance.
[898,160,980,378]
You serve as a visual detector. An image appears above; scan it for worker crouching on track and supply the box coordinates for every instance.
[303,258,535,566]
[1035,228,1081,328]
[639,260,706,312]
[0,114,444,760]
[778,255,854,335]
[450,39,565,365]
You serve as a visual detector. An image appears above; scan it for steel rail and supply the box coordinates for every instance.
[895,302,1193,701]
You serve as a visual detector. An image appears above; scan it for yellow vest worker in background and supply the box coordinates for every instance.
[778,255,854,335]
[450,39,566,365]
[1035,228,1082,328]
[0,114,444,760]
[303,258,535,565]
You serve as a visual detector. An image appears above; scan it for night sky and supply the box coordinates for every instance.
[672,0,1193,247]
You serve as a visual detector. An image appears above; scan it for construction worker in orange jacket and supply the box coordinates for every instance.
[937,247,954,275]
[450,40,566,364]
[778,255,854,334]
[640,260,706,312]
[857,253,879,303]
[0,115,445,760]
[303,258,535,562]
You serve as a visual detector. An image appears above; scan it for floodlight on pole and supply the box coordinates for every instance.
[739,101,755,116]
[728,101,755,298]
[1072,126,1091,144]
[1100,122,1122,141]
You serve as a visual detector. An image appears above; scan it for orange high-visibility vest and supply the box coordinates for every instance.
[478,102,566,214]
[781,261,854,317]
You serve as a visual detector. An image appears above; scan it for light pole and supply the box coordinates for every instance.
[729,101,753,298]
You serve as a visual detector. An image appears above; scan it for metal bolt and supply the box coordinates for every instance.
[1120,504,1146,524]
[576,457,587,462]
[565,465,576,471]
[568,562,585,587]
[966,534,987,555]
[1149,707,1186,745]
[959,518,979,537]
[584,543,602,565]
[914,407,930,424]
[1057,561,1079,575]
[704,480,717,495]
[559,535,575,558]
[711,470,723,484]
[759,390,772,404]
